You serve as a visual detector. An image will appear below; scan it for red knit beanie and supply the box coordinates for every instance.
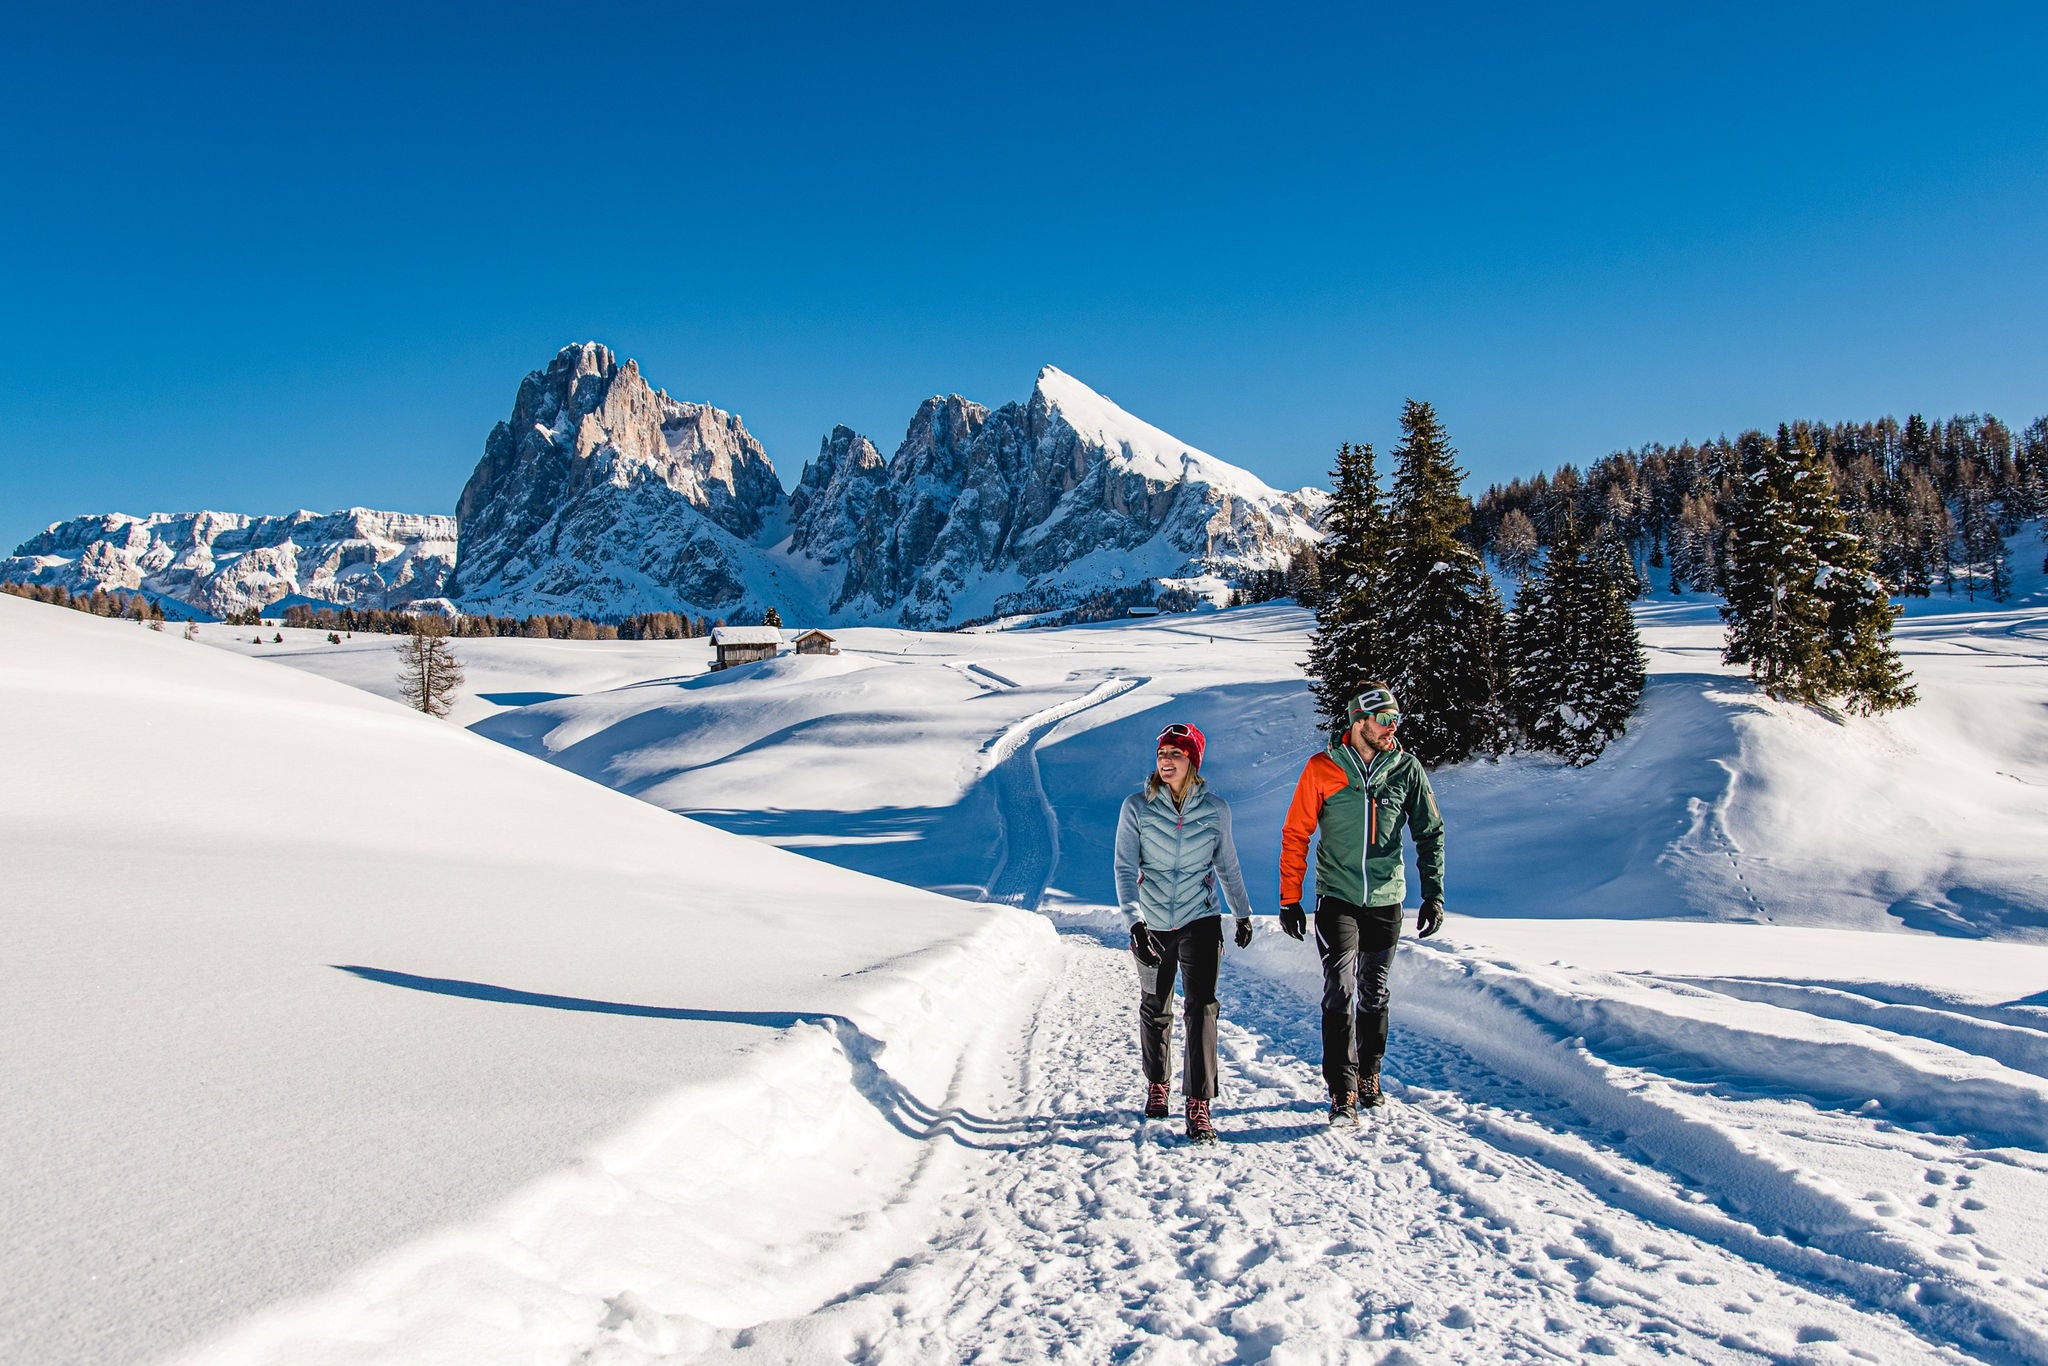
[1156,722,1206,769]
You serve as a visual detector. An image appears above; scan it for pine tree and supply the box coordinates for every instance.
[395,616,466,717]
[763,605,783,628]
[1380,401,1510,765]
[1305,442,1392,732]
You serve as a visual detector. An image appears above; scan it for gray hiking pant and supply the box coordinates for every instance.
[1135,916,1223,1099]
[1315,896,1402,1096]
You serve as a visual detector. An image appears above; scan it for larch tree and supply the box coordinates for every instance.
[395,615,466,718]
[1492,508,1540,585]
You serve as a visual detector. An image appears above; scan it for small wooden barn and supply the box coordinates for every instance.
[791,629,838,656]
[708,625,784,671]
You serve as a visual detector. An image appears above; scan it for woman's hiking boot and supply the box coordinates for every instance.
[1329,1092,1359,1127]
[1143,1083,1170,1120]
[1360,1067,1385,1109]
[1185,1097,1217,1144]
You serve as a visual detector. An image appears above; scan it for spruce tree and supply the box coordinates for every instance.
[1721,428,1829,700]
[1507,517,1645,765]
[1581,530,1651,748]
[1305,442,1390,732]
[1722,426,1914,712]
[1380,400,1509,765]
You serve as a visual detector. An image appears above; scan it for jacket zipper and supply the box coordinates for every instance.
[1356,748,1381,904]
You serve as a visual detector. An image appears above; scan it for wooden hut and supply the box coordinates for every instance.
[708,625,783,671]
[791,629,838,656]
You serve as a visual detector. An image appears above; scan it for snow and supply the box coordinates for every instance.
[0,596,1051,1363]
[1035,365,1287,500]
[705,625,783,646]
[9,525,2048,1363]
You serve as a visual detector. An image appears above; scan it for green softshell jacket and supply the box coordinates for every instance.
[1279,739,1445,908]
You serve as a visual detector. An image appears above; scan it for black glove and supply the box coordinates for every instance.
[1279,903,1307,940]
[1129,922,1162,966]
[1417,899,1445,939]
[1234,918,1254,949]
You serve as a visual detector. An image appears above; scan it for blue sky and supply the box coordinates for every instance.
[4,1,2044,552]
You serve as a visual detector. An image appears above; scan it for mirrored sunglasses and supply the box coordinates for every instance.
[1366,710,1402,728]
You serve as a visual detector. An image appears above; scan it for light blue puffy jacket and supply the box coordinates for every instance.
[1113,776,1254,931]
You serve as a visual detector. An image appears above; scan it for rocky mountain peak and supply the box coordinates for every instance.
[450,346,788,614]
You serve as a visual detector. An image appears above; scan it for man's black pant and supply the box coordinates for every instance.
[1314,896,1402,1097]
[1135,916,1223,1099]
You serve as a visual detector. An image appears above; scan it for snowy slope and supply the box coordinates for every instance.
[340,593,2048,944]
[23,524,2048,1363]
[0,595,1053,1364]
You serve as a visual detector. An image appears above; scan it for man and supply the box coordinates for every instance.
[1278,683,1446,1125]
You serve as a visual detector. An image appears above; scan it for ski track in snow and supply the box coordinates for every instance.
[980,676,1143,909]
[653,939,2022,1364]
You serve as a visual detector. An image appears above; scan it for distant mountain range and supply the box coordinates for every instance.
[4,343,1324,626]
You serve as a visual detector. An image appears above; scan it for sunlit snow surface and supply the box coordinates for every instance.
[6,520,2048,1364]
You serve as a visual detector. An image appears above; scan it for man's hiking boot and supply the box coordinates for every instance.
[1360,1068,1386,1109]
[1143,1083,1170,1120]
[1329,1092,1359,1127]
[1186,1097,1218,1144]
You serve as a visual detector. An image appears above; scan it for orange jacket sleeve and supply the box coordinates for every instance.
[1279,753,1342,906]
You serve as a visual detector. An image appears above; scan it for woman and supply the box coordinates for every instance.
[1112,721,1256,1144]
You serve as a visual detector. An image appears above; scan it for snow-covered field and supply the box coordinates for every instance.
[7,521,2048,1363]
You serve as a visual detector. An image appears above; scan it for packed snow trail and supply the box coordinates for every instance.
[656,939,1966,1364]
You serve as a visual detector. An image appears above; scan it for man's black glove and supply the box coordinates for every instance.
[1130,922,1162,966]
[1417,899,1445,939]
[1234,918,1254,949]
[1279,903,1307,940]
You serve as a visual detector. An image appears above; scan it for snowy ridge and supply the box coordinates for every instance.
[1033,365,1286,500]
[2,507,455,619]
[5,348,1324,628]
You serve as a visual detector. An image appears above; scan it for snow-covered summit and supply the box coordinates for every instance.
[780,366,1325,626]
[3,506,455,619]
[1031,365,1286,501]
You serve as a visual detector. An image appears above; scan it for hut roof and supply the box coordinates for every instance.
[709,626,784,647]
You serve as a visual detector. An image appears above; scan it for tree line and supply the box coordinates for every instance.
[278,604,720,640]
[3,581,166,621]
[1472,411,2047,602]
[1305,399,1920,770]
